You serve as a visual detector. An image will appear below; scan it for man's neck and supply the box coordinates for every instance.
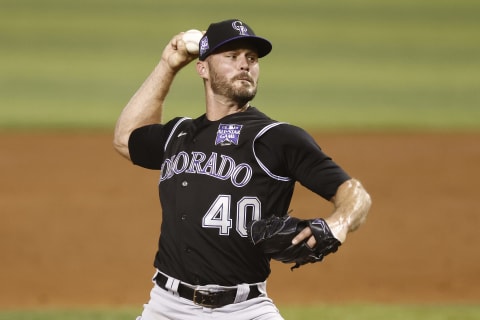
[205,98,250,121]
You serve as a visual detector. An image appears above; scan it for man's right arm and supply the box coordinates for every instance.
[113,32,198,160]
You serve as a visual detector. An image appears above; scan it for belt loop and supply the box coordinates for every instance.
[165,276,180,295]
[233,283,250,303]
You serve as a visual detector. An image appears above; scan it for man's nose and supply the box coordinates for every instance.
[238,56,250,70]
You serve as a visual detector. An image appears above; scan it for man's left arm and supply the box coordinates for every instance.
[293,178,372,246]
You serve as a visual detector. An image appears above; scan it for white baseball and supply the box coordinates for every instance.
[182,29,203,54]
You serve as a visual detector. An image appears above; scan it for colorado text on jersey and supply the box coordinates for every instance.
[160,151,253,188]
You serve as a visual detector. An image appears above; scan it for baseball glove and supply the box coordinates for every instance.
[247,215,341,270]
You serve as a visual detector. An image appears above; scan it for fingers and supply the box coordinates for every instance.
[173,33,199,58]
[166,34,187,56]
[161,33,197,71]
[171,33,186,51]
[292,226,316,248]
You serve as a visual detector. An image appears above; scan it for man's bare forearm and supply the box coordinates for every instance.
[113,32,197,160]
[325,178,372,243]
[113,60,178,159]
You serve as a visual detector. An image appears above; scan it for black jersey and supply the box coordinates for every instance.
[128,107,350,286]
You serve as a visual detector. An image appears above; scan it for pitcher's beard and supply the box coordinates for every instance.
[210,71,257,105]
[228,85,257,106]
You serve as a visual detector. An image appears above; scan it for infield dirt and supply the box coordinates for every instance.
[1,132,479,307]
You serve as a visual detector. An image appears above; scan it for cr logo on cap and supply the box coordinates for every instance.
[232,21,248,35]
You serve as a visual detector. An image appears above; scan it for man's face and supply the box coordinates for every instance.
[205,41,260,104]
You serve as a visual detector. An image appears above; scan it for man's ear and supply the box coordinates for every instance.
[196,61,207,78]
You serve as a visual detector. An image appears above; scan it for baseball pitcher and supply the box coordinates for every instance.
[113,19,372,320]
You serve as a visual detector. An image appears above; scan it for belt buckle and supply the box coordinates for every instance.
[193,289,221,308]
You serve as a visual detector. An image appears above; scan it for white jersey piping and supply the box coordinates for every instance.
[164,117,192,152]
[252,122,292,182]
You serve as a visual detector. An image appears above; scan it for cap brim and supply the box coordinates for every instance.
[205,36,272,59]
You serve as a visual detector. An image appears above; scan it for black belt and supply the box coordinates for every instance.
[154,273,261,308]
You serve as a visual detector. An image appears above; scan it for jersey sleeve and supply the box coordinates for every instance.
[128,124,167,170]
[255,124,351,200]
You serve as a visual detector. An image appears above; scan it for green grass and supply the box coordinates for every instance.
[1,0,479,131]
[1,304,480,320]
[280,304,480,320]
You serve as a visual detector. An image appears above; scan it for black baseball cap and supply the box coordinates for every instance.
[199,19,272,61]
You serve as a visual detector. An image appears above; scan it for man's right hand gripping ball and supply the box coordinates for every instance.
[247,215,341,270]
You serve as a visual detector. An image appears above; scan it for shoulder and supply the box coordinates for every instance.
[130,117,190,137]
[257,122,315,147]
[128,117,185,148]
